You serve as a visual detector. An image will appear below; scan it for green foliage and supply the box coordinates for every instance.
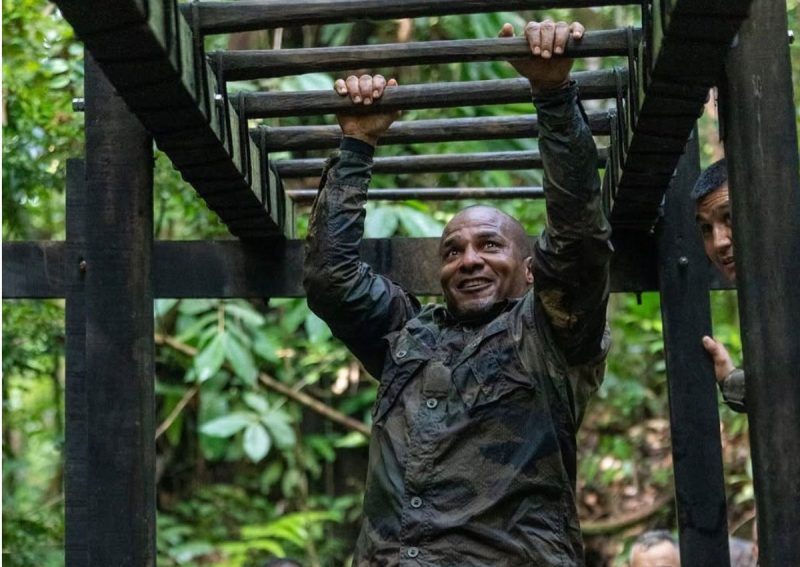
[3,302,65,567]
[2,1,82,239]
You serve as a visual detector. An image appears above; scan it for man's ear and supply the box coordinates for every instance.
[525,256,534,284]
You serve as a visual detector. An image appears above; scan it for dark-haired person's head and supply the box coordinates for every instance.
[629,530,680,567]
[439,206,534,320]
[692,159,735,282]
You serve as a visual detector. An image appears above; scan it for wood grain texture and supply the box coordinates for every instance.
[188,0,642,34]
[244,70,620,118]
[257,112,612,151]
[216,29,635,80]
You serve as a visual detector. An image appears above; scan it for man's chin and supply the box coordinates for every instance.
[450,296,498,320]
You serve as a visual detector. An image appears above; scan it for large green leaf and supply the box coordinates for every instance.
[261,410,297,449]
[224,332,257,385]
[304,311,332,344]
[224,302,266,328]
[243,423,271,462]
[243,391,270,415]
[252,331,282,364]
[364,204,399,237]
[397,206,445,237]
[194,332,226,382]
[200,412,253,437]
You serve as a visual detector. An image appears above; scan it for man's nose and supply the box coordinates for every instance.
[712,223,732,250]
[460,245,484,270]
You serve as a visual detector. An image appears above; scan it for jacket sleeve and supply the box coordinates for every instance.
[303,137,421,377]
[532,82,613,367]
[720,368,747,413]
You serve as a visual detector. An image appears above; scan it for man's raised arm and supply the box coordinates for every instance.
[303,75,420,377]
[503,20,613,365]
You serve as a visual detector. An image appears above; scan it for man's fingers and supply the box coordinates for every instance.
[372,74,387,100]
[524,21,541,56]
[702,336,724,357]
[345,75,361,103]
[553,21,570,55]
[702,335,735,380]
[387,78,398,87]
[334,78,348,96]
[498,22,514,38]
[569,22,585,40]
[358,74,374,104]
[539,20,555,58]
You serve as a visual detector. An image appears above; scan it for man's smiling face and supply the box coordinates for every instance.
[439,206,533,320]
[696,183,736,282]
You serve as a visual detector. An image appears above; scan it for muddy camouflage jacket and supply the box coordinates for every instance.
[304,84,613,567]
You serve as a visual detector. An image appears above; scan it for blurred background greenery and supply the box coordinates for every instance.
[3,1,798,565]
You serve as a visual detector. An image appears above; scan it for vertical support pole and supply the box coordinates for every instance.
[721,1,800,564]
[657,132,730,567]
[65,158,88,567]
[83,55,156,566]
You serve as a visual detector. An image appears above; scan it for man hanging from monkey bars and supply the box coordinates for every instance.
[304,19,612,566]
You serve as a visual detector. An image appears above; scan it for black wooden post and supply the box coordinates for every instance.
[657,132,730,567]
[83,55,156,566]
[721,1,800,563]
[65,158,87,567]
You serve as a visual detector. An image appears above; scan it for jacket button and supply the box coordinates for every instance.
[410,496,422,508]
[396,350,407,358]
[407,547,419,558]
[426,398,438,409]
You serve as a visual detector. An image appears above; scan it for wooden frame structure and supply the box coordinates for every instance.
[3,1,799,565]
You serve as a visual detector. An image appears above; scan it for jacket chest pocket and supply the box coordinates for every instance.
[373,330,430,423]
[466,335,536,412]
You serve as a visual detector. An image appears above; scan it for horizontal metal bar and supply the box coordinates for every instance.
[258,112,612,151]
[288,186,546,203]
[185,0,641,35]
[215,29,636,81]
[276,147,609,177]
[5,232,692,298]
[244,70,622,118]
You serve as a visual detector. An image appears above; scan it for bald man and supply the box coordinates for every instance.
[629,531,680,567]
[304,19,612,566]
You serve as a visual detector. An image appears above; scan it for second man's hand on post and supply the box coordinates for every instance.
[334,74,400,147]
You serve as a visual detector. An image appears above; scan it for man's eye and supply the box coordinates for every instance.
[484,241,498,249]
[446,249,459,257]
[699,224,712,236]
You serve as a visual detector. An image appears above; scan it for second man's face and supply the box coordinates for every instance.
[696,184,736,283]
[439,207,533,320]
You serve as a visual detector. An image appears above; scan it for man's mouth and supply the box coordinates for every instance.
[720,256,735,266]
[458,278,493,292]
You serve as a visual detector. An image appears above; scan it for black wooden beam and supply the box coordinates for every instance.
[6,231,743,299]
[258,112,612,151]
[244,70,621,118]
[657,132,730,567]
[83,56,156,567]
[53,0,282,238]
[186,0,642,34]
[276,148,608,177]
[609,0,752,230]
[288,186,546,203]
[64,158,88,567]
[722,0,800,563]
[214,29,636,80]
